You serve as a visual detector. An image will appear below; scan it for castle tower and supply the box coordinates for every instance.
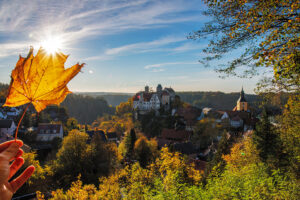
[156,84,162,93]
[235,87,248,111]
[145,85,149,93]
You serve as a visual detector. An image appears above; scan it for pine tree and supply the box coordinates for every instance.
[253,108,281,169]
[205,131,231,180]
[123,128,137,158]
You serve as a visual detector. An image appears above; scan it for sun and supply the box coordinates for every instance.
[41,36,63,54]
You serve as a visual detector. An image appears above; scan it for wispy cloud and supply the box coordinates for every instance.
[151,68,166,73]
[144,62,198,69]
[84,35,186,61]
[0,0,202,58]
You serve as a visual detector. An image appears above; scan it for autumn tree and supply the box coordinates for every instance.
[134,136,158,167]
[279,95,300,176]
[116,98,132,116]
[53,130,89,186]
[190,0,300,92]
[66,117,79,131]
[192,118,221,149]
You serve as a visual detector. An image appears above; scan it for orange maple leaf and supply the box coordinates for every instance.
[4,47,84,140]
[4,47,84,112]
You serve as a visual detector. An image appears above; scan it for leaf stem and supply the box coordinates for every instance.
[15,103,30,141]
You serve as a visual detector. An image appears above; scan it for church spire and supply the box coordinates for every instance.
[238,87,247,102]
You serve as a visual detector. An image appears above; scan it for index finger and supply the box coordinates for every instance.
[0,140,23,153]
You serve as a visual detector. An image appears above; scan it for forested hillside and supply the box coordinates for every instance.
[61,94,115,124]
[76,92,133,106]
[177,91,261,110]
[79,91,262,110]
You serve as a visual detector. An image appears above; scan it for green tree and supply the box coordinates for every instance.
[190,0,300,91]
[253,108,282,169]
[122,129,137,158]
[206,131,231,179]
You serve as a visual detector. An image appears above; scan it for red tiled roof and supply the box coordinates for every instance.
[161,128,192,141]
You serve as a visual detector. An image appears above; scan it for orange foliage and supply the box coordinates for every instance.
[4,47,84,112]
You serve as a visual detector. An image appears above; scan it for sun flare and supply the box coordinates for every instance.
[41,36,63,54]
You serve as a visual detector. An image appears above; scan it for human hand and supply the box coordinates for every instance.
[0,140,35,200]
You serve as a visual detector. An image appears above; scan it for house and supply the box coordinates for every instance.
[0,119,16,136]
[36,123,63,141]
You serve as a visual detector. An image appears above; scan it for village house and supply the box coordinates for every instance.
[0,119,17,136]
[36,123,63,141]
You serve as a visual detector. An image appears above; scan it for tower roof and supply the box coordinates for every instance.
[237,87,247,102]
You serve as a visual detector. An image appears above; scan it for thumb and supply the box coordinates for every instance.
[1,142,20,161]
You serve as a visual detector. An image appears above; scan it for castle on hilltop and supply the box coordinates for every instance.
[132,84,175,112]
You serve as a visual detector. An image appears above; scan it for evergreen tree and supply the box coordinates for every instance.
[253,108,281,169]
[123,129,137,158]
[205,131,231,180]
[130,128,137,151]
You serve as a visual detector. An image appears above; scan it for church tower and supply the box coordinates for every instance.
[235,87,248,111]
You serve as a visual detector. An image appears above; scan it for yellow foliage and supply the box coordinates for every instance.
[223,136,260,171]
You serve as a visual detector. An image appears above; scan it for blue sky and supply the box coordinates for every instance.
[0,0,261,93]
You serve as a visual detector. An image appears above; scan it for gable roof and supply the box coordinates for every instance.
[0,120,14,128]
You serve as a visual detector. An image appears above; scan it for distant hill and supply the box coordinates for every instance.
[177,91,262,110]
[75,92,134,107]
[61,94,115,124]
[77,91,262,111]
